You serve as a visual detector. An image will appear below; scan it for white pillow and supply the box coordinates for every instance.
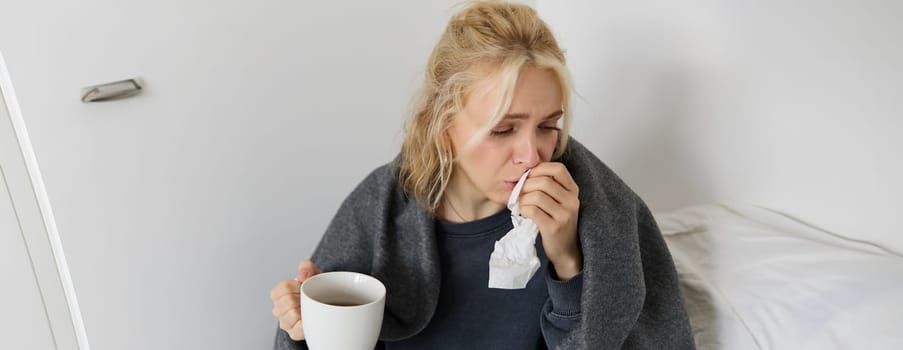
[656,202,903,350]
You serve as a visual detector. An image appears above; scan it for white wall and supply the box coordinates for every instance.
[537,0,902,252]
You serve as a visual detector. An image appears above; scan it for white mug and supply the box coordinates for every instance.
[300,271,386,350]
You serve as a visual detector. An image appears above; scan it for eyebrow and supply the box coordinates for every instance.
[503,110,564,121]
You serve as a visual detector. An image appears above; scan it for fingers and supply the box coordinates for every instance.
[270,279,300,319]
[520,204,553,233]
[287,319,305,341]
[270,279,300,302]
[527,162,578,193]
[270,278,304,340]
[271,259,321,342]
[520,191,569,224]
[273,289,300,316]
[521,176,570,206]
[520,163,579,226]
[279,308,304,340]
[277,303,301,330]
[297,260,321,282]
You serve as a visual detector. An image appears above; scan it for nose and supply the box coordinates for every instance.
[512,132,541,168]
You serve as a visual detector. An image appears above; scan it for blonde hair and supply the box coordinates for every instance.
[399,0,572,212]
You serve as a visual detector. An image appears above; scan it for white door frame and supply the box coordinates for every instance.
[0,51,91,350]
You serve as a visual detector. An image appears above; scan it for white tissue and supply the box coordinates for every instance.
[488,169,541,289]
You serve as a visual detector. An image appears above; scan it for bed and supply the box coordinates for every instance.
[655,202,903,350]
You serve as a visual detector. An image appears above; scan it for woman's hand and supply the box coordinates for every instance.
[518,162,582,280]
[270,260,321,340]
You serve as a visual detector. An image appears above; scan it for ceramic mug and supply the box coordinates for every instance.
[300,271,386,350]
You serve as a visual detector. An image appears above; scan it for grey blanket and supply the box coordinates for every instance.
[275,138,695,349]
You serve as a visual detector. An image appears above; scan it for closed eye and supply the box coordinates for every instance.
[490,128,514,136]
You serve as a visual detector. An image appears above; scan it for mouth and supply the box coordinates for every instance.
[504,180,518,190]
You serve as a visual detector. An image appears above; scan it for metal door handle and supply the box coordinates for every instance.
[80,78,143,102]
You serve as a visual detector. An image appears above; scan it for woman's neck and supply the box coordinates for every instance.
[439,176,505,223]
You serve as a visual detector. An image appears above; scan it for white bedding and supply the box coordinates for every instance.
[656,202,903,350]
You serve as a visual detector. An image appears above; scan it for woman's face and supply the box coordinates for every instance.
[446,67,564,206]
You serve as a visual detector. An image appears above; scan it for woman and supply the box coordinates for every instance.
[271,1,694,349]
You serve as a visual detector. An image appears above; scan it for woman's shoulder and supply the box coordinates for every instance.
[561,137,617,183]
[358,155,402,191]
[562,137,640,206]
[340,155,408,209]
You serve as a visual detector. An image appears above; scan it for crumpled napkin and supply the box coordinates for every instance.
[488,169,540,289]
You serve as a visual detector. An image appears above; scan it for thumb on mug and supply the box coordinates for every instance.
[296,259,319,282]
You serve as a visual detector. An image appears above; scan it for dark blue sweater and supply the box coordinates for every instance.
[384,208,583,349]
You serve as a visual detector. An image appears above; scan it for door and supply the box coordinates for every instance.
[0,158,57,350]
[1,54,84,350]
